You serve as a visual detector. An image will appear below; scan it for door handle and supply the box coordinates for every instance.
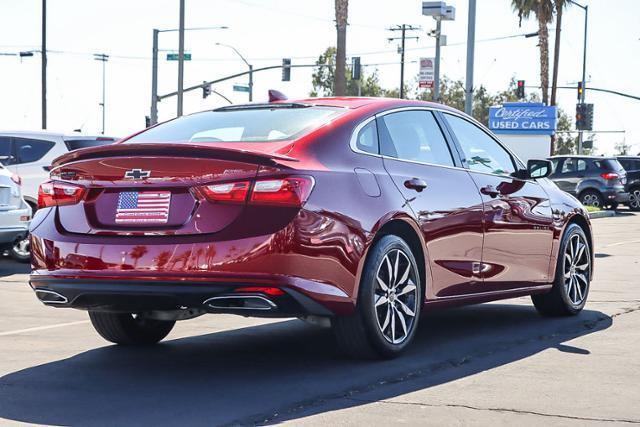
[480,185,500,198]
[404,178,427,192]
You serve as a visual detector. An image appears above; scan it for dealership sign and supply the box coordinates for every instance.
[418,58,435,88]
[489,103,557,135]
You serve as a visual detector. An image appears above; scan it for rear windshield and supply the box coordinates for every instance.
[64,138,116,151]
[593,159,625,172]
[127,106,343,143]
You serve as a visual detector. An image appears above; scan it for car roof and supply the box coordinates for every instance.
[285,96,455,111]
[549,155,616,160]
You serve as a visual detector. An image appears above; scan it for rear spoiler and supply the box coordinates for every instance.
[51,143,298,168]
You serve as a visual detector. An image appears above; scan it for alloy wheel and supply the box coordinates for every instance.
[630,189,640,210]
[582,193,600,207]
[374,249,418,344]
[12,237,30,258]
[563,233,590,306]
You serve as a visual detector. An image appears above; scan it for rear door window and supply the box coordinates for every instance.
[355,120,379,154]
[560,158,586,174]
[379,110,454,167]
[14,138,55,164]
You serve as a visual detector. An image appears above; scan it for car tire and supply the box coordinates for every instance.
[332,235,422,359]
[531,223,591,316]
[629,188,640,211]
[579,190,604,208]
[10,237,30,263]
[88,311,175,345]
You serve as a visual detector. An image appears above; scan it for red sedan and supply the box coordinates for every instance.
[29,97,593,358]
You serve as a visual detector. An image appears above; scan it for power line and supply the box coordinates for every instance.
[387,24,421,98]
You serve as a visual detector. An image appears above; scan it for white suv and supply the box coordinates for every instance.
[0,163,31,262]
[0,131,117,210]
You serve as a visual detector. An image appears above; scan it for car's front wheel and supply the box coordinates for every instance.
[332,235,422,359]
[532,223,591,316]
[89,311,175,345]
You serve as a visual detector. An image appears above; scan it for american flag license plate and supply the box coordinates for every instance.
[116,191,171,224]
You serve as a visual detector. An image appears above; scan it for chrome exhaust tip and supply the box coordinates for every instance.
[35,289,68,304]
[203,295,276,311]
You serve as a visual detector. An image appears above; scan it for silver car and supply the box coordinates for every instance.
[0,162,31,262]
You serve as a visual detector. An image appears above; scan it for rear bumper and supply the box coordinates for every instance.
[602,190,629,203]
[29,277,336,317]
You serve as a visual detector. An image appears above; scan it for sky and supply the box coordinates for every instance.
[1,0,639,155]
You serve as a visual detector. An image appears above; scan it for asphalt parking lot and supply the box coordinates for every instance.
[1,212,639,426]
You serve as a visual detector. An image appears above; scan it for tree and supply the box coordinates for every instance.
[310,47,397,97]
[334,0,349,96]
[550,0,571,106]
[512,0,554,105]
[615,141,632,155]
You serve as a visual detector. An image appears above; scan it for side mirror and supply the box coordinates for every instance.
[527,159,553,179]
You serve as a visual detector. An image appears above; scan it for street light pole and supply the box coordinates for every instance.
[216,43,253,102]
[567,0,588,154]
[151,29,159,125]
[464,0,476,115]
[434,18,442,101]
[177,0,185,117]
[41,0,47,129]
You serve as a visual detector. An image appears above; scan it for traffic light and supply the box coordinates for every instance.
[202,82,211,99]
[282,58,291,81]
[516,80,525,99]
[577,82,583,100]
[576,103,594,130]
[351,57,361,80]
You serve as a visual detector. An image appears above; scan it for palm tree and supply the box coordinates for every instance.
[334,0,349,96]
[512,0,554,105]
[550,0,571,106]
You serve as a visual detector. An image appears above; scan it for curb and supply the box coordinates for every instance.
[588,210,616,219]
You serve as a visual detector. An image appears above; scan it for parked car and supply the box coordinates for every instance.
[548,155,629,209]
[29,97,593,358]
[0,162,31,262]
[0,131,117,211]
[617,156,640,211]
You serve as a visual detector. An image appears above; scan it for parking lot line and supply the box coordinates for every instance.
[0,320,89,337]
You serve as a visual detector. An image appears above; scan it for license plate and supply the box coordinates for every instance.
[115,191,171,224]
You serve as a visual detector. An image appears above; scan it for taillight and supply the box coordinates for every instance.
[250,177,314,207]
[10,173,21,186]
[199,181,250,203]
[37,181,87,209]
[600,172,619,180]
[197,176,314,208]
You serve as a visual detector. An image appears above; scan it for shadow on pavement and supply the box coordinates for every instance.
[0,304,612,426]
[0,258,30,277]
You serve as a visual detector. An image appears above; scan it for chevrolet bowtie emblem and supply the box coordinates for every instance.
[124,169,151,179]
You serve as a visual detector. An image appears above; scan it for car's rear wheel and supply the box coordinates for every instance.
[88,311,175,345]
[532,223,591,316]
[10,237,30,263]
[629,188,640,211]
[580,190,603,208]
[332,235,422,359]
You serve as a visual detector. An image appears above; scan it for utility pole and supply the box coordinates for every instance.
[388,24,420,99]
[94,53,109,135]
[464,0,476,115]
[177,0,185,117]
[41,0,47,129]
